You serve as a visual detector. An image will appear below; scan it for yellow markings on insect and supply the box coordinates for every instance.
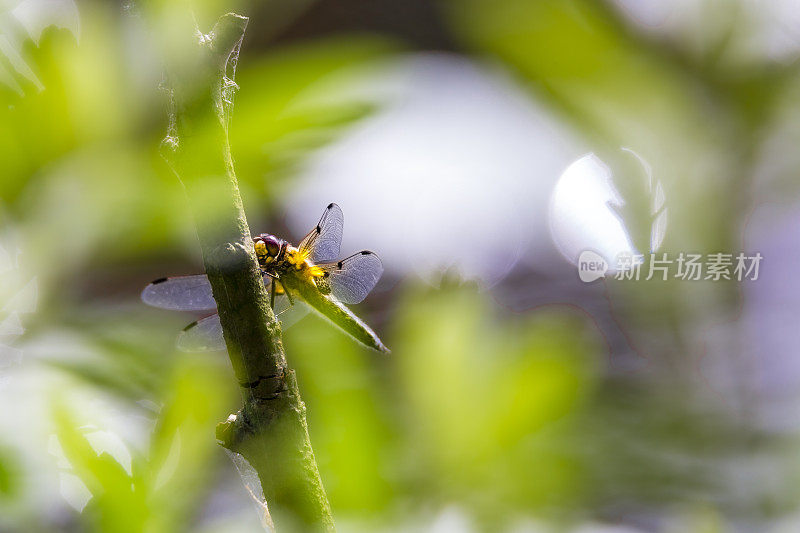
[307,265,325,278]
[294,246,312,263]
[281,246,325,281]
[284,247,308,271]
[254,240,269,263]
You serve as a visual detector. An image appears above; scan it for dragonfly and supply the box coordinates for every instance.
[142,203,388,352]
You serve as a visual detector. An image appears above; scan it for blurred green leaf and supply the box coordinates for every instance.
[146,353,235,532]
[392,284,600,519]
[0,26,80,206]
[52,402,148,533]
[0,446,19,500]
[231,36,399,198]
[50,351,235,533]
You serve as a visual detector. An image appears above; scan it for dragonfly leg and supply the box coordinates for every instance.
[270,277,276,309]
[280,280,295,306]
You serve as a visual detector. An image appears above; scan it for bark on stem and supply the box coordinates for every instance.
[161,12,335,532]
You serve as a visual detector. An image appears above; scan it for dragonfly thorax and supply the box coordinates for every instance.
[254,235,324,280]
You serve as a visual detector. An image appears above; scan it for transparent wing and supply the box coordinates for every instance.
[141,275,216,311]
[265,275,311,329]
[319,251,383,305]
[297,203,344,264]
[224,450,274,531]
[177,314,226,352]
[176,292,310,352]
[274,297,310,329]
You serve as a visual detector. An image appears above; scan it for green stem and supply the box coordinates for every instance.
[161,12,335,532]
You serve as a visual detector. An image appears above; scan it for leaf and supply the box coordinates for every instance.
[390,284,601,519]
[229,36,398,196]
[0,446,19,499]
[146,356,232,532]
[51,403,148,532]
[0,0,79,95]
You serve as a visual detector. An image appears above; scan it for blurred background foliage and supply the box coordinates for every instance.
[2,0,800,531]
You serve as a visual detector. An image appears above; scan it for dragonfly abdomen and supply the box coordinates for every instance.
[281,272,389,353]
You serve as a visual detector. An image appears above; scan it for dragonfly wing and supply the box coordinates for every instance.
[142,275,217,311]
[142,273,275,311]
[177,314,225,352]
[224,450,274,530]
[319,250,383,304]
[273,295,310,329]
[297,203,344,263]
[176,292,308,352]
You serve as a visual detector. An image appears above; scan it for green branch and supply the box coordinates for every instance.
[160,11,335,532]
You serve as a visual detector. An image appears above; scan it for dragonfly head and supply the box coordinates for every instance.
[254,234,286,267]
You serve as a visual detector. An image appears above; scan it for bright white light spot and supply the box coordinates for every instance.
[550,149,667,270]
[549,154,638,267]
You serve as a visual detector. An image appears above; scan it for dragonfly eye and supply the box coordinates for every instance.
[255,234,283,259]
[254,235,280,267]
[254,239,267,259]
[264,237,280,257]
